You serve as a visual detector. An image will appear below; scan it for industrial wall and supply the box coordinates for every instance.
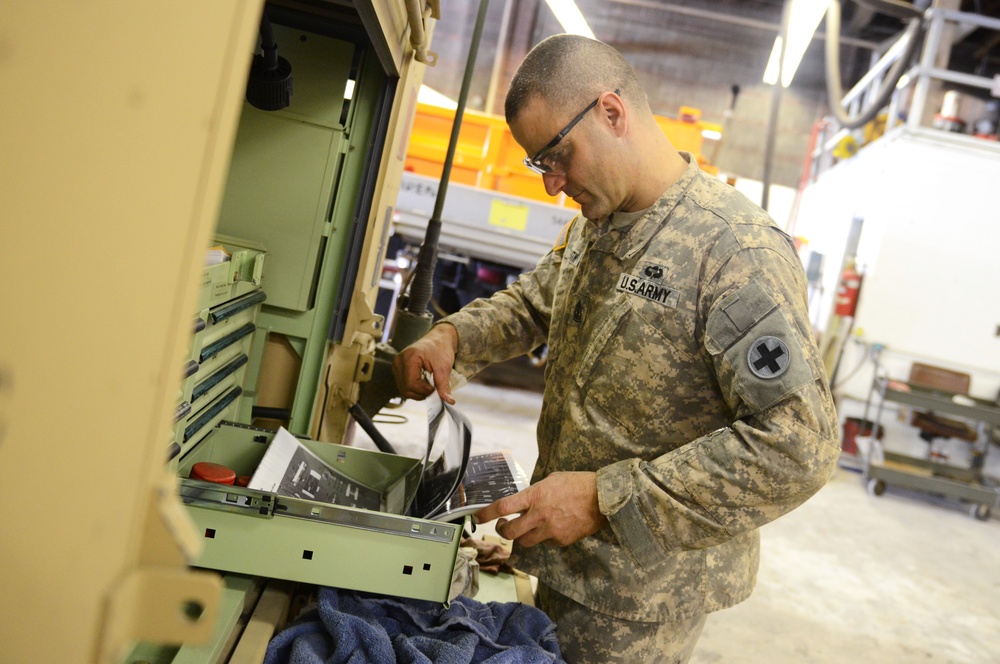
[795,130,1000,402]
[421,0,832,189]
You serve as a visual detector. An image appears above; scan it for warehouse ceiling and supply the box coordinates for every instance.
[417,0,1000,185]
[428,0,1000,112]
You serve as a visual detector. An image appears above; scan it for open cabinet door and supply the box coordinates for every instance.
[1,1,438,662]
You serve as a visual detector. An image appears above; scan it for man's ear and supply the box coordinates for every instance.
[600,91,628,138]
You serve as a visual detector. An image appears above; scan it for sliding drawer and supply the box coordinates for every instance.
[178,386,245,456]
[177,424,462,604]
[190,353,250,411]
[196,236,266,312]
[194,292,265,358]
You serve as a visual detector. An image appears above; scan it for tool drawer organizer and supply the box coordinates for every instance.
[171,236,267,462]
[170,237,463,605]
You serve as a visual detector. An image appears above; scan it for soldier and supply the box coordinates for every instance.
[394,34,839,663]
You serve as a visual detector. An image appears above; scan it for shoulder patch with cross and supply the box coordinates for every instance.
[747,336,790,379]
[705,278,816,412]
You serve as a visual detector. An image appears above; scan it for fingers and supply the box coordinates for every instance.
[391,325,459,402]
[476,493,551,546]
[433,367,455,405]
[476,473,607,549]
[474,491,528,525]
[511,525,550,548]
[495,513,546,546]
[393,354,434,400]
[399,362,454,404]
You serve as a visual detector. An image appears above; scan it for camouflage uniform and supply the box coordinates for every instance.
[440,154,839,630]
[537,582,706,663]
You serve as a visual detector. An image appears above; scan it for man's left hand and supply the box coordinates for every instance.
[474,472,608,547]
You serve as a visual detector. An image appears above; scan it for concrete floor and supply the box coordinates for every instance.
[354,380,1000,663]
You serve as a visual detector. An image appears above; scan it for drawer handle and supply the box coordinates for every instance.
[209,290,267,324]
[199,323,255,362]
[184,386,243,442]
[192,354,249,403]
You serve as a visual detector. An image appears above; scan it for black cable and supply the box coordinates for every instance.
[825,0,924,129]
[246,9,293,111]
[317,364,331,437]
[373,412,410,425]
[259,11,279,70]
[349,402,398,454]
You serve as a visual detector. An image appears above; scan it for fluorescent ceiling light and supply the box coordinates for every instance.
[545,0,596,39]
[344,79,355,100]
[418,85,457,110]
[763,0,830,87]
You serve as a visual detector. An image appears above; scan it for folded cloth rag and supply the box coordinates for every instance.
[461,537,513,575]
[264,587,563,664]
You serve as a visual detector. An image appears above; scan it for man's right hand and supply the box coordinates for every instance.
[392,323,459,405]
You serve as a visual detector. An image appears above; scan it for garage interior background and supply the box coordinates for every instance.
[421,0,998,186]
[392,0,1000,480]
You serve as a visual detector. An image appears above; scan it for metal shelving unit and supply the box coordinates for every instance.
[861,373,1000,520]
[810,7,1000,182]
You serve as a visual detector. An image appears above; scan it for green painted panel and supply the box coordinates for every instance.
[282,47,389,432]
[187,506,459,604]
[264,24,352,129]
[216,27,355,312]
[217,112,342,312]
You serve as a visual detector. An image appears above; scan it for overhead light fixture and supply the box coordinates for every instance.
[763,0,830,87]
[418,85,458,110]
[544,0,596,39]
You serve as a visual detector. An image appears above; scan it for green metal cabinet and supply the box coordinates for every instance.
[215,21,386,434]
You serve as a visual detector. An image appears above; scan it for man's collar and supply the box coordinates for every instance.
[614,152,700,260]
[580,151,700,256]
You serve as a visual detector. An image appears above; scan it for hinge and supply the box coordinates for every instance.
[100,567,222,661]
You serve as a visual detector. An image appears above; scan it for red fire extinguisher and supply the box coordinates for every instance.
[834,263,862,317]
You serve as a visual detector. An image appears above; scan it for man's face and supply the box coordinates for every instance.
[511,95,622,220]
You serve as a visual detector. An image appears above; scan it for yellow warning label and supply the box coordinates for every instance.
[488,199,529,232]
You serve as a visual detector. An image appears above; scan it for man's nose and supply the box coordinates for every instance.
[542,172,566,196]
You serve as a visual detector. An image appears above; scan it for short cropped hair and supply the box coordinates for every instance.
[505,34,649,124]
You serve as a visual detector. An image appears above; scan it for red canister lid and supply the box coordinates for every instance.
[190,462,236,485]
[236,475,251,487]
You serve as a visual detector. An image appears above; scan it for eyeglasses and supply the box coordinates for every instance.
[522,89,620,175]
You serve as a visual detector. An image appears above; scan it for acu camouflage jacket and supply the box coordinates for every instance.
[440,153,839,622]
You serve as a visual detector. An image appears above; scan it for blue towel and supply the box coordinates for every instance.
[264,587,564,664]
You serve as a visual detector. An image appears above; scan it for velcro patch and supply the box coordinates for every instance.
[705,278,816,412]
[705,278,775,350]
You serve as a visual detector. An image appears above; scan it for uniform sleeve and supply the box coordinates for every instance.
[438,249,560,381]
[596,239,840,567]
